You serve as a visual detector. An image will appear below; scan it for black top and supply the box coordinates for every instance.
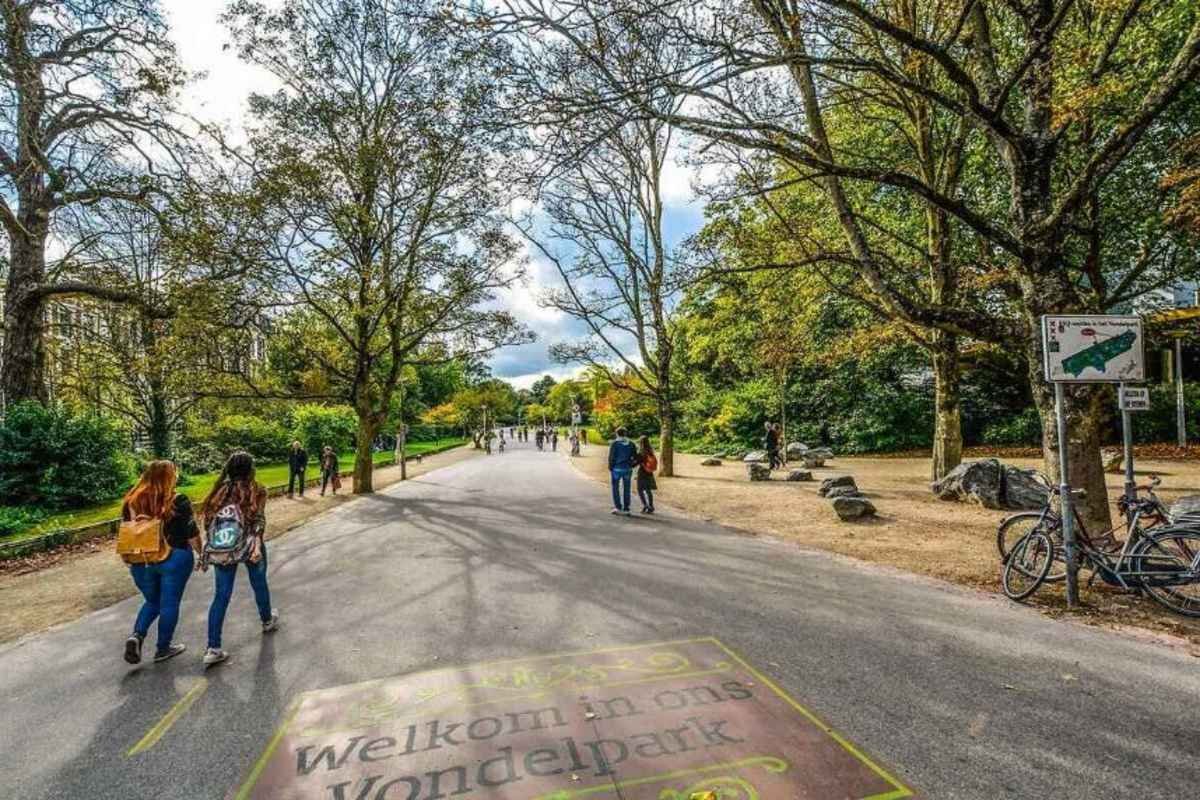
[122,494,199,550]
[289,448,309,470]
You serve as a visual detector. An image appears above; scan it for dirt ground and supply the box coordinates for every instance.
[0,447,480,645]
[572,446,1200,652]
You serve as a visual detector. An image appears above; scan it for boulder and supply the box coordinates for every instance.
[727,450,746,460]
[747,462,772,481]
[700,457,723,467]
[1101,448,1125,474]
[1169,495,1200,523]
[811,447,835,461]
[785,469,813,482]
[832,496,876,520]
[801,454,826,469]
[931,458,1049,511]
[743,450,769,463]
[818,475,857,497]
[825,485,863,499]
[786,442,808,459]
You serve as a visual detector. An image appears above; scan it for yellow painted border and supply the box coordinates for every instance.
[127,678,208,756]
[229,636,916,800]
[707,637,915,800]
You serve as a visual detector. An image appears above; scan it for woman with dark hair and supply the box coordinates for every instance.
[635,436,658,514]
[200,451,278,667]
[122,460,201,665]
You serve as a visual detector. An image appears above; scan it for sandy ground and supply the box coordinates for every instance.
[0,447,480,644]
[572,445,1200,649]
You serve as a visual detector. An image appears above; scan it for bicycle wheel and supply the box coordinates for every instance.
[1131,530,1200,618]
[997,513,1066,582]
[1002,530,1054,602]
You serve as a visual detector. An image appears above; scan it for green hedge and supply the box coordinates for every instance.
[0,401,134,509]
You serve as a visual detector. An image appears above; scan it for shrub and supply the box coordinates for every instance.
[981,408,1043,446]
[0,506,48,538]
[291,404,358,455]
[0,401,134,509]
[174,441,226,475]
[183,414,291,465]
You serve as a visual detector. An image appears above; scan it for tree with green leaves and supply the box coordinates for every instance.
[220,0,531,492]
[495,0,1200,530]
[0,0,190,405]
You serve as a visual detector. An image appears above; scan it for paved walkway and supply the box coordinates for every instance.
[1,441,1197,799]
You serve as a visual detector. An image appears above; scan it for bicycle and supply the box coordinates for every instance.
[1001,476,1200,617]
[997,473,1170,583]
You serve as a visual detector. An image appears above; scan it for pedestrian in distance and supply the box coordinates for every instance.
[764,422,781,470]
[287,440,308,497]
[552,430,558,451]
[120,460,202,665]
[536,429,544,450]
[608,427,638,516]
[319,446,340,496]
[200,451,279,667]
[636,436,659,514]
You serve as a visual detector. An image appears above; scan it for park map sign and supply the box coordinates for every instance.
[229,638,915,800]
[1041,315,1145,383]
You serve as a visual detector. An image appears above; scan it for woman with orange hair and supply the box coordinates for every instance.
[122,460,201,665]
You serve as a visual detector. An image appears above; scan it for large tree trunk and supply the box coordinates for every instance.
[1022,298,1112,534]
[658,400,674,478]
[352,415,381,494]
[1,230,49,405]
[930,334,963,482]
[147,382,172,458]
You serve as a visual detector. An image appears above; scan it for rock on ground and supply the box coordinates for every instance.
[747,463,772,481]
[786,469,813,482]
[743,450,769,463]
[931,458,1049,511]
[832,496,876,520]
[786,442,808,459]
[825,485,863,499]
[801,455,826,468]
[701,457,723,467]
[1101,448,1125,474]
[818,475,857,497]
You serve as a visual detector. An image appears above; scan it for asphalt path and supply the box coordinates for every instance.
[1,442,1198,799]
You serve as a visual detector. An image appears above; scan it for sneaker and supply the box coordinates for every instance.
[124,635,143,665]
[153,643,186,663]
[262,611,280,633]
[611,508,621,515]
[203,648,229,667]
[647,507,655,514]
[622,509,632,516]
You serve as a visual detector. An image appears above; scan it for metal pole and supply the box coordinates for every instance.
[1176,337,1186,447]
[399,423,407,481]
[1120,383,1135,502]
[1054,382,1079,607]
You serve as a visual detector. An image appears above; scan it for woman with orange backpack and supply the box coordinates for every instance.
[635,435,658,514]
[121,461,201,665]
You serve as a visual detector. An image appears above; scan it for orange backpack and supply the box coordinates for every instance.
[643,453,658,472]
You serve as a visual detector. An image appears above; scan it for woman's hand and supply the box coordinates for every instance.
[248,538,263,564]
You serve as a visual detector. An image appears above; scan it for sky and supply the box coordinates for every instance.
[160,1,709,390]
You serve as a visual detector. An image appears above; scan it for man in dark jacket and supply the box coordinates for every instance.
[287,441,309,497]
[608,427,638,515]
[764,422,781,469]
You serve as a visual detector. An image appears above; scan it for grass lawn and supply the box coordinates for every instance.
[6,438,466,543]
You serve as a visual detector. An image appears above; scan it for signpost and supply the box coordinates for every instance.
[1041,315,1146,608]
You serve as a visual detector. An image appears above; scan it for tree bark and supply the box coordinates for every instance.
[658,399,674,478]
[352,415,381,494]
[930,334,963,482]
[147,382,172,458]
[1,229,50,405]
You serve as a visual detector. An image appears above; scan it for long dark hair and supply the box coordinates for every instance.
[638,435,655,458]
[202,451,264,522]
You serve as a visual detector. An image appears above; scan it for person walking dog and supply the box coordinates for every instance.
[120,460,202,665]
[608,427,638,516]
[287,440,308,497]
[201,451,279,667]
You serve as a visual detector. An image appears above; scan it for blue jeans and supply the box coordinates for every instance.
[130,547,194,655]
[611,468,632,511]
[207,545,273,649]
